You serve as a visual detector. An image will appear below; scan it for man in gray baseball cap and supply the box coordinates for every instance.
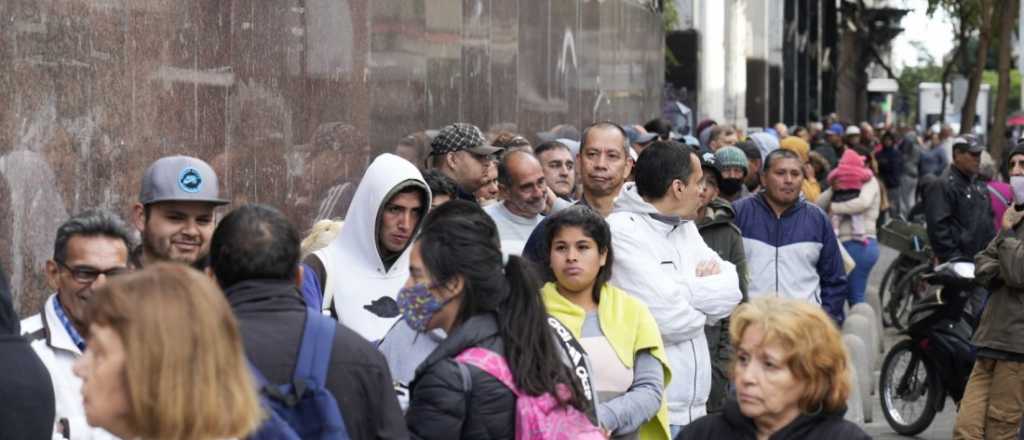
[428,122,503,202]
[130,155,229,268]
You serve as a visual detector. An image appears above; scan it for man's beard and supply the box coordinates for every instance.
[143,229,204,266]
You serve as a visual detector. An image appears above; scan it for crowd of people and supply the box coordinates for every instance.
[6,111,1024,440]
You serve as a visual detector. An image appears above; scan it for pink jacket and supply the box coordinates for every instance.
[827,148,874,191]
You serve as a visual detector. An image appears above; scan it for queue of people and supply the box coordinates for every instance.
[10,116,956,440]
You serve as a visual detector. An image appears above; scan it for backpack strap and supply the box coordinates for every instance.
[988,185,1011,208]
[293,309,337,390]
[455,347,520,397]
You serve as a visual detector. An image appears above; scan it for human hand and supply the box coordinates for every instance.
[1003,206,1024,230]
[696,260,721,277]
[543,186,558,214]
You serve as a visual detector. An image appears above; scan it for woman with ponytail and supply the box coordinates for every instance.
[403,204,592,439]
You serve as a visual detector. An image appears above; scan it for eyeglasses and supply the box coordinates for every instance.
[56,260,130,284]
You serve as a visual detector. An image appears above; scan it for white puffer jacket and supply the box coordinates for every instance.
[607,183,743,426]
[21,294,119,439]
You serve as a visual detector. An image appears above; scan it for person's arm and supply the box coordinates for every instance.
[994,228,1024,290]
[405,361,468,440]
[685,224,743,322]
[370,358,411,439]
[830,178,880,215]
[609,223,707,344]
[817,222,849,325]
[974,229,1003,289]
[727,228,749,301]
[596,351,664,435]
[925,180,963,261]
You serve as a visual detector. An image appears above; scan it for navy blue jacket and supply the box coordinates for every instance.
[733,193,849,325]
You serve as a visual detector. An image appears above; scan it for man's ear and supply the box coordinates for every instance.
[45,260,60,291]
[294,264,304,289]
[445,152,458,171]
[131,203,146,232]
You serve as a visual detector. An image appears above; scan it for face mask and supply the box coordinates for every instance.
[397,283,452,332]
[719,178,744,197]
[1011,176,1024,206]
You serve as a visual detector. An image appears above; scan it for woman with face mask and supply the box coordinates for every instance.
[541,206,672,439]
[402,205,595,439]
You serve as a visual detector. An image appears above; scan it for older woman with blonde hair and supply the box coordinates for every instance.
[679,297,870,440]
[72,263,263,440]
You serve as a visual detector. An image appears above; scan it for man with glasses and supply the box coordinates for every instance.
[21,209,135,439]
[427,123,502,203]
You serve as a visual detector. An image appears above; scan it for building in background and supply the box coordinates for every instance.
[666,0,905,129]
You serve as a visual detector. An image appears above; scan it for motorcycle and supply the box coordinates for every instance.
[877,216,933,330]
[878,260,978,436]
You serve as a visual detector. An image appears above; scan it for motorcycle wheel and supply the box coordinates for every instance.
[889,263,931,331]
[879,339,941,436]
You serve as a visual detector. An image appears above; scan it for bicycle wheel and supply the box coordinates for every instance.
[879,339,941,436]
[889,263,931,331]
[878,257,910,328]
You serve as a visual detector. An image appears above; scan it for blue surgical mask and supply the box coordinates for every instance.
[397,283,452,332]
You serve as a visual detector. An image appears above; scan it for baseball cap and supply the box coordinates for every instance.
[429,123,503,157]
[844,125,861,136]
[698,150,722,183]
[828,123,844,136]
[624,126,658,145]
[952,136,985,153]
[139,155,229,206]
[1009,142,1024,160]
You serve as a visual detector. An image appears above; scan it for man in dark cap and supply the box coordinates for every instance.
[428,123,503,202]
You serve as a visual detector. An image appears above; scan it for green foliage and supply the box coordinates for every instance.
[662,0,680,67]
[898,64,945,122]
[983,69,1022,112]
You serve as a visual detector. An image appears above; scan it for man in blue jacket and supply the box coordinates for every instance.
[733,149,849,325]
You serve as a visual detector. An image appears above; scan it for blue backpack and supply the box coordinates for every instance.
[247,310,351,440]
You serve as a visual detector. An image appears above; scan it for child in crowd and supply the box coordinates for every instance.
[827,148,874,243]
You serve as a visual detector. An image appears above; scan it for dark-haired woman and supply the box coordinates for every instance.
[542,206,672,440]
[403,209,595,439]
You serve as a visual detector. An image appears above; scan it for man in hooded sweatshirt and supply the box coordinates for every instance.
[300,153,430,339]
[606,141,742,436]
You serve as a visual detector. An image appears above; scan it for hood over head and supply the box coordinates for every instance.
[837,147,866,169]
[779,136,810,163]
[749,132,780,161]
[323,153,430,274]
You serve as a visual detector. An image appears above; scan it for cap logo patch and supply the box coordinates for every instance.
[178,167,203,193]
[703,152,716,164]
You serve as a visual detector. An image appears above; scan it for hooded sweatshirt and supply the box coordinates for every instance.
[828,148,873,191]
[606,183,742,426]
[302,153,430,342]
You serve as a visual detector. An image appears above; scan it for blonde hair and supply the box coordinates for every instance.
[301,219,344,256]
[729,297,852,413]
[88,263,263,439]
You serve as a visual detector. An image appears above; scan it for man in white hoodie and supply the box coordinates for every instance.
[607,141,742,436]
[299,153,430,342]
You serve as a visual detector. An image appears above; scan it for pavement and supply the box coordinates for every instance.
[857,245,958,439]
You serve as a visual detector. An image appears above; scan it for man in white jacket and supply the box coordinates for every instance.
[607,142,742,436]
[21,209,135,439]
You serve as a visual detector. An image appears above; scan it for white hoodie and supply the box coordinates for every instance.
[313,153,429,342]
[606,183,742,426]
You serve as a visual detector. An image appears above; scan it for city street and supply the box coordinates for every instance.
[859,245,957,439]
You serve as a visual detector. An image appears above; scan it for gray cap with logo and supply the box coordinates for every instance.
[139,155,229,205]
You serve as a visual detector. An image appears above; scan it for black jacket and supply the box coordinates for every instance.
[224,280,407,440]
[876,145,904,189]
[0,266,55,440]
[925,166,996,262]
[678,398,870,440]
[406,313,516,439]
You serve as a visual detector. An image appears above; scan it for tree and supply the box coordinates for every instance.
[990,0,1018,160]
[959,0,995,135]
[926,0,978,124]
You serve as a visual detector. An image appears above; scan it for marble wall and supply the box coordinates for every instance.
[0,0,664,316]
